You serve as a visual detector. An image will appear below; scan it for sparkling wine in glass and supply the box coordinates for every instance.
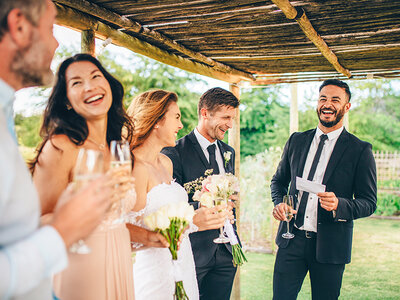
[110,140,132,223]
[282,195,295,239]
[69,149,104,254]
[213,198,230,244]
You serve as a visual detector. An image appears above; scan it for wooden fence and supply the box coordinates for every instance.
[373,151,400,181]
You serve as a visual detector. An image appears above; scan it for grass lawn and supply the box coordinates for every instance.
[240,218,400,299]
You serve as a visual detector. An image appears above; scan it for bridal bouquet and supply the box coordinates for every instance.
[144,201,195,300]
[185,171,247,267]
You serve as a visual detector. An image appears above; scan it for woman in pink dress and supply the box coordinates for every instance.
[31,54,135,300]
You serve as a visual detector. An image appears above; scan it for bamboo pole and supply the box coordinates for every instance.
[271,0,352,78]
[228,84,241,300]
[55,4,247,83]
[53,0,254,82]
[290,82,299,134]
[81,29,95,56]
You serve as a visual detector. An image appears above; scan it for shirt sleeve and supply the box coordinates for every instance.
[0,225,68,298]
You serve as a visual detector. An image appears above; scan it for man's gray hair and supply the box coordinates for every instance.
[0,0,47,41]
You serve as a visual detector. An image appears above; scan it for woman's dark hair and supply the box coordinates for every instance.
[29,53,134,173]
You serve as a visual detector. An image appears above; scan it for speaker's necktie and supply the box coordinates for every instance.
[207,144,220,175]
[295,134,328,228]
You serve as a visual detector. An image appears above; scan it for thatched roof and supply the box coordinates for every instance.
[54,0,400,84]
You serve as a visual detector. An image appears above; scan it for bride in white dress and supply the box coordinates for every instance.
[126,90,199,300]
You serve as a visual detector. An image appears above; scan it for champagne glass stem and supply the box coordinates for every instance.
[286,220,290,234]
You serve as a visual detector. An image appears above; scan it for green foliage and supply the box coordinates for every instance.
[14,113,42,148]
[378,179,400,189]
[97,50,202,138]
[240,147,282,245]
[349,79,400,151]
[375,192,400,216]
[240,86,289,156]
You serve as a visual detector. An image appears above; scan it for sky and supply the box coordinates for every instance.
[13,25,323,116]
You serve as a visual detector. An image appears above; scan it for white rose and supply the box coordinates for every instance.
[224,151,232,161]
[162,203,176,219]
[156,209,171,230]
[199,192,214,208]
[175,201,187,219]
[184,205,195,222]
[193,190,202,201]
[144,213,157,231]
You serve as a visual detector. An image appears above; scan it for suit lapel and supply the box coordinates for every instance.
[217,141,232,173]
[322,128,350,184]
[187,131,210,170]
[296,129,316,177]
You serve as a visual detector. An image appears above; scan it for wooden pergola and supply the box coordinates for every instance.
[53,0,400,298]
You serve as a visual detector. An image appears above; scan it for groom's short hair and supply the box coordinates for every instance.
[0,0,46,41]
[198,87,239,117]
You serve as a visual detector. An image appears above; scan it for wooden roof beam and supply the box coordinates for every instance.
[55,3,248,83]
[271,0,352,78]
[53,0,254,82]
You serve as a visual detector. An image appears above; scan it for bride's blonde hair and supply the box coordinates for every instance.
[127,89,178,149]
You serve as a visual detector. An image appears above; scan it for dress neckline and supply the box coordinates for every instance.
[131,180,178,214]
[147,179,177,196]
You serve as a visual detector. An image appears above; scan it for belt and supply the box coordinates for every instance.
[293,227,317,239]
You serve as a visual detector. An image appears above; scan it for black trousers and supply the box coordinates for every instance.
[273,230,345,300]
[196,244,237,300]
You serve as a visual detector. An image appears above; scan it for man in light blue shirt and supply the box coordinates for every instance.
[0,1,116,299]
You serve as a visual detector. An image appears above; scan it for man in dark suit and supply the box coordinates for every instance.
[162,87,240,300]
[271,79,377,300]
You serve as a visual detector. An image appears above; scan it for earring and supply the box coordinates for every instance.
[155,125,159,129]
[66,104,72,110]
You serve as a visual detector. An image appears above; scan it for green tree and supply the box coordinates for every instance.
[15,113,42,147]
[95,50,204,138]
[240,86,289,156]
[349,79,400,150]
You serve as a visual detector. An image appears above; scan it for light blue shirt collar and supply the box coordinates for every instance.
[0,78,17,142]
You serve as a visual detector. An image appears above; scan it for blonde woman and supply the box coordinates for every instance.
[126,90,212,299]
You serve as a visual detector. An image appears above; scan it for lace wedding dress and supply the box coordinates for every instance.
[127,181,199,300]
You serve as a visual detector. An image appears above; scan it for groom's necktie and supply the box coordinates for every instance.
[207,144,220,174]
[295,134,328,228]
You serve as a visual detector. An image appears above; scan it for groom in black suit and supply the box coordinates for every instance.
[271,79,377,300]
[162,87,240,300]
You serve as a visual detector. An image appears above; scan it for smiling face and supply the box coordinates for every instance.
[317,85,351,132]
[65,61,113,121]
[201,105,236,142]
[10,0,59,87]
[156,101,183,147]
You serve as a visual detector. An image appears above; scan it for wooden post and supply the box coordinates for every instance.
[81,29,95,56]
[290,82,299,134]
[228,83,241,300]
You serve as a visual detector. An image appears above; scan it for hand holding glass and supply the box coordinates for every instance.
[213,198,230,244]
[69,149,104,254]
[282,195,295,239]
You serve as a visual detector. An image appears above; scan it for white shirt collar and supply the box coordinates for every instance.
[194,127,217,151]
[316,126,344,141]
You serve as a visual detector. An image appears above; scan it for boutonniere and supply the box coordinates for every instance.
[223,151,232,168]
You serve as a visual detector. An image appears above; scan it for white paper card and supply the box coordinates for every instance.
[296,176,326,195]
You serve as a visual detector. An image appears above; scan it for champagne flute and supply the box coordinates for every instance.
[69,149,104,254]
[213,198,230,244]
[109,140,132,223]
[282,195,295,239]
